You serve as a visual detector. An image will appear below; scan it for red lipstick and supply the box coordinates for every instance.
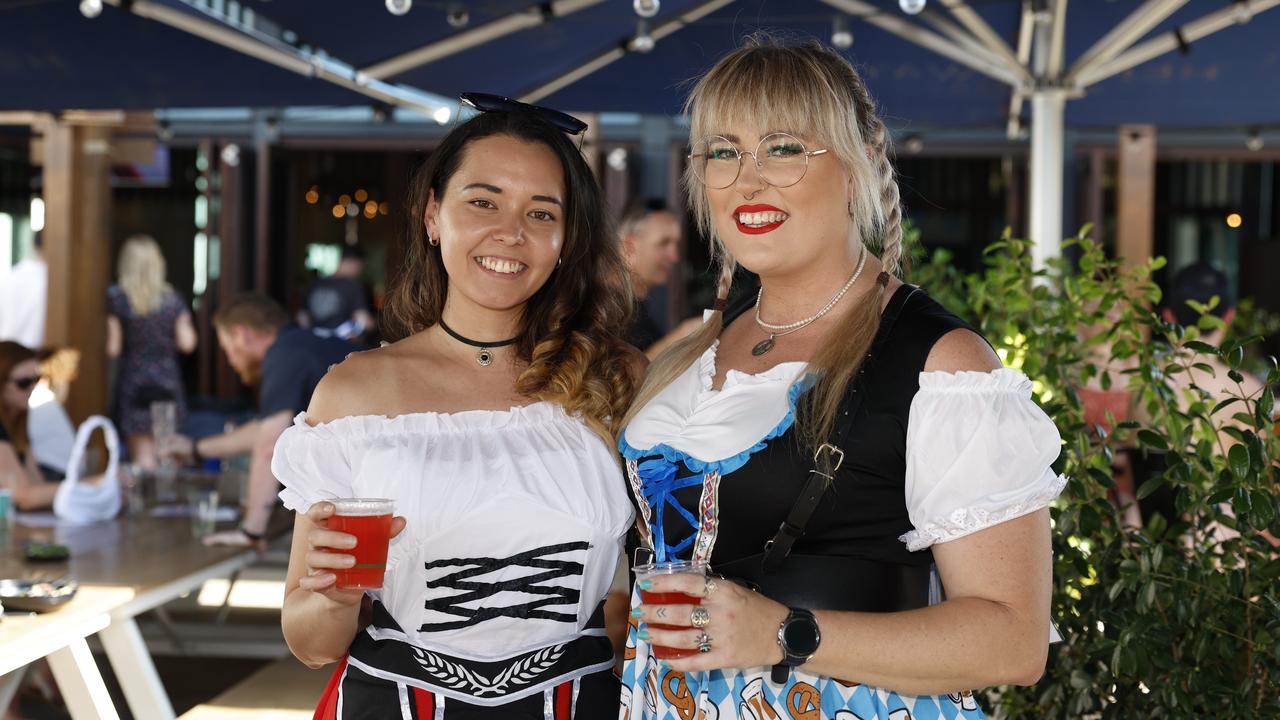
[733,204,788,235]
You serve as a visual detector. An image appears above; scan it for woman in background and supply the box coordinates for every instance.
[0,341,58,509]
[107,234,197,468]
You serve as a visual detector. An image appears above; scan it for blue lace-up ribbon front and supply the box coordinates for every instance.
[636,458,703,563]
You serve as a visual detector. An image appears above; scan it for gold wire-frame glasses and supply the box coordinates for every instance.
[688,132,829,189]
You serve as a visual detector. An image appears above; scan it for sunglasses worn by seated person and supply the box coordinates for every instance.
[8,375,40,391]
[460,92,588,149]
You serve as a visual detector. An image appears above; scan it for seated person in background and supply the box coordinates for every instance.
[298,244,374,342]
[1158,262,1274,545]
[0,341,102,510]
[168,293,362,547]
[27,371,76,478]
[1161,262,1265,427]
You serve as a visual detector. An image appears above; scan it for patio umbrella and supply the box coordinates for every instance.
[4,0,1279,261]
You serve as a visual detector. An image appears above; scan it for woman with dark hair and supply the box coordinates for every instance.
[0,341,61,510]
[617,37,1062,719]
[275,98,643,717]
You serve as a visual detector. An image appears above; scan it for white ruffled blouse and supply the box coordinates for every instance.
[272,402,634,661]
[621,343,1065,550]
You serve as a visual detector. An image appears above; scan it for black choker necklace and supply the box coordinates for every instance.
[438,318,518,367]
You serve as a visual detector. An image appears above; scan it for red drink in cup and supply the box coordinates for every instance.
[325,498,394,590]
[634,559,707,660]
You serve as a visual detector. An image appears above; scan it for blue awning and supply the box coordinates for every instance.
[1,0,1276,128]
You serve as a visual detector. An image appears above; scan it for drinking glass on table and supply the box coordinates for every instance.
[151,400,178,502]
[633,559,708,659]
[189,488,219,537]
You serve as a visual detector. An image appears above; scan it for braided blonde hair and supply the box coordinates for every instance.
[623,35,905,450]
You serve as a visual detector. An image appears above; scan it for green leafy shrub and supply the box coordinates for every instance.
[912,230,1279,717]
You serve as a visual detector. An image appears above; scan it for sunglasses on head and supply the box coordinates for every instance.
[460,92,589,146]
[9,375,40,391]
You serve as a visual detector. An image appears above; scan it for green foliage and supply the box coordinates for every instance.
[1224,297,1280,381]
[912,230,1280,718]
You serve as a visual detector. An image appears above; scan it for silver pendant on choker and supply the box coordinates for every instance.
[476,349,494,367]
[752,337,775,356]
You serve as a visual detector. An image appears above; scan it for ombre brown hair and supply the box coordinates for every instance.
[624,35,905,451]
[383,109,637,443]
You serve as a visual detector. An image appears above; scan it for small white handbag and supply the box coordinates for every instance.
[52,415,122,524]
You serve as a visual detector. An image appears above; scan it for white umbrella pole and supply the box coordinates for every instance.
[1029,88,1066,270]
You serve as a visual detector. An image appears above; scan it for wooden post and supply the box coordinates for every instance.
[253,133,272,295]
[1084,148,1106,244]
[216,142,246,399]
[41,121,113,424]
[1116,125,1156,264]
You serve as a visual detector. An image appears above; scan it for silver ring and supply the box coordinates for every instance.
[695,631,711,645]
[690,606,710,628]
[702,576,718,597]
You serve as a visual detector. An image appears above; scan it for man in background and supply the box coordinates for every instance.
[1162,262,1265,424]
[299,244,373,342]
[169,293,362,547]
[620,199,704,358]
[0,233,47,349]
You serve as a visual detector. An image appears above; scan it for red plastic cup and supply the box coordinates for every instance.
[324,498,394,590]
[635,559,707,659]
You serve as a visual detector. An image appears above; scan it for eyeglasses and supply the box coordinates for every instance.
[460,92,588,147]
[688,133,829,190]
[8,375,40,391]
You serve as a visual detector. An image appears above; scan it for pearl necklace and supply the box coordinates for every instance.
[750,244,867,357]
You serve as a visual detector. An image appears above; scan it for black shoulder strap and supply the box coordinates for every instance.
[760,285,921,573]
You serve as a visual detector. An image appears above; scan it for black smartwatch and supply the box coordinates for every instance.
[772,607,821,683]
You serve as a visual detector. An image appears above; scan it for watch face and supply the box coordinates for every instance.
[783,615,821,656]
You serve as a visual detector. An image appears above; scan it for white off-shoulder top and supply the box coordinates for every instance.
[272,401,634,661]
[621,343,1065,552]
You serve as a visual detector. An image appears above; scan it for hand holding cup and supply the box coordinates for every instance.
[299,499,404,605]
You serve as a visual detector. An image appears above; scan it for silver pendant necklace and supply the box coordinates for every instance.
[438,318,518,367]
[751,245,868,357]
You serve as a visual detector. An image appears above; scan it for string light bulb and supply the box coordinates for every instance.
[899,0,926,15]
[79,0,102,18]
[633,0,659,19]
[1245,129,1264,152]
[386,0,412,16]
[831,16,853,50]
[629,20,655,53]
[1233,0,1253,24]
[446,4,470,28]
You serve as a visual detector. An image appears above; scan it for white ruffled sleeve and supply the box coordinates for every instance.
[272,413,353,512]
[900,368,1067,551]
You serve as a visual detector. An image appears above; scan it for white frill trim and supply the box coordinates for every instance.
[917,366,1033,394]
[899,472,1068,551]
[289,400,566,438]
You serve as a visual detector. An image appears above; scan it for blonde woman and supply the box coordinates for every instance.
[617,37,1064,719]
[107,235,197,468]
